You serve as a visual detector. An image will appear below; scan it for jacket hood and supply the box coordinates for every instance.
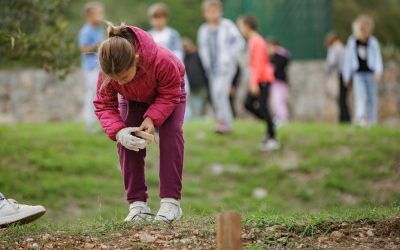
[276,46,290,58]
[126,26,157,68]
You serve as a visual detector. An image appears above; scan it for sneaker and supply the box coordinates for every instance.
[214,123,232,134]
[154,198,182,222]
[124,201,151,222]
[260,139,280,151]
[0,193,46,227]
[358,117,368,128]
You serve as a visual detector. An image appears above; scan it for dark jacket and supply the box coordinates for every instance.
[270,46,290,83]
[184,52,208,91]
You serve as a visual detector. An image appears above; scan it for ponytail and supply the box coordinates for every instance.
[105,21,136,43]
[98,21,137,90]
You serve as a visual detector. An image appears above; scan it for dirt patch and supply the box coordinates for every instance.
[289,168,330,186]
[372,172,400,203]
[277,149,300,170]
[338,192,359,205]
[1,218,399,249]
[243,217,400,249]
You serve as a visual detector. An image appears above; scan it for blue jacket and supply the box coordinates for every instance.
[343,35,383,82]
[78,23,104,71]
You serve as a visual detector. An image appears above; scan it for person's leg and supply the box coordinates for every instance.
[209,75,221,120]
[118,102,148,204]
[365,73,378,125]
[230,65,240,118]
[271,81,289,123]
[338,74,351,123]
[259,83,276,139]
[211,71,235,129]
[154,102,185,222]
[244,92,264,119]
[279,82,289,122]
[83,70,99,133]
[190,91,202,118]
[353,73,367,124]
[229,87,237,118]
[158,102,185,200]
[184,74,192,121]
[199,88,208,116]
[269,81,279,120]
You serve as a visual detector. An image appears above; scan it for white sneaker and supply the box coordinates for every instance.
[0,193,46,227]
[358,117,368,128]
[260,139,280,151]
[124,201,151,222]
[154,198,182,222]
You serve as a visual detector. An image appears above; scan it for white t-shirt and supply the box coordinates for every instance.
[151,28,171,49]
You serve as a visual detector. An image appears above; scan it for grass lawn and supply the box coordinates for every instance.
[0,120,399,248]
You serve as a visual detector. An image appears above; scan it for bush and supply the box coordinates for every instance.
[0,0,78,75]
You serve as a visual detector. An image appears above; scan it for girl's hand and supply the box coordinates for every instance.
[116,127,147,151]
[135,130,154,144]
[374,74,382,82]
[138,117,159,144]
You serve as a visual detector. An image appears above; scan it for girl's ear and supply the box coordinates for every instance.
[135,54,140,63]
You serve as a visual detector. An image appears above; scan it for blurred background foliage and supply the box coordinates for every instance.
[0,0,78,76]
[0,0,399,72]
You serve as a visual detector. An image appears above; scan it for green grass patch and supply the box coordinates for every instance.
[0,121,399,221]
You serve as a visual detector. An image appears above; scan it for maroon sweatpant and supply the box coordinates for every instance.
[118,101,185,204]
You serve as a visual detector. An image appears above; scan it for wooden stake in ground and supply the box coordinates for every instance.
[216,210,242,250]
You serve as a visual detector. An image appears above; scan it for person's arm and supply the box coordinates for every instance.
[249,41,264,86]
[248,41,264,95]
[342,38,353,84]
[227,21,245,57]
[143,57,184,127]
[78,29,98,54]
[325,47,337,75]
[374,38,383,81]
[80,45,98,53]
[170,30,184,61]
[197,53,209,85]
[93,73,126,141]
[197,26,210,74]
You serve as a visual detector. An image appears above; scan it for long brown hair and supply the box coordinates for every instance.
[98,21,138,90]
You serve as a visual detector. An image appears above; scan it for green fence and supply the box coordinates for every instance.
[224,0,333,60]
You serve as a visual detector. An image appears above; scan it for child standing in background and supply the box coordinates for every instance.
[78,2,104,133]
[198,0,245,133]
[94,23,186,222]
[269,39,291,126]
[325,32,351,123]
[182,37,209,117]
[147,2,191,119]
[343,15,383,127]
[148,3,183,60]
[237,15,280,151]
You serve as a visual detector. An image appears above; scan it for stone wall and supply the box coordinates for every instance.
[0,70,85,123]
[0,61,399,124]
[288,60,400,124]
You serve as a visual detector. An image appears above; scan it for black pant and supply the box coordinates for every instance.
[244,83,276,139]
[229,65,241,118]
[338,75,351,123]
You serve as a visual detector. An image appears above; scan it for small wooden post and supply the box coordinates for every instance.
[216,210,242,250]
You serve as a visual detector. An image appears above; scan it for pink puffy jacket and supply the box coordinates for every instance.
[93,26,186,141]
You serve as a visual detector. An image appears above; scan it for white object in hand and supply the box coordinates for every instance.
[116,127,147,151]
